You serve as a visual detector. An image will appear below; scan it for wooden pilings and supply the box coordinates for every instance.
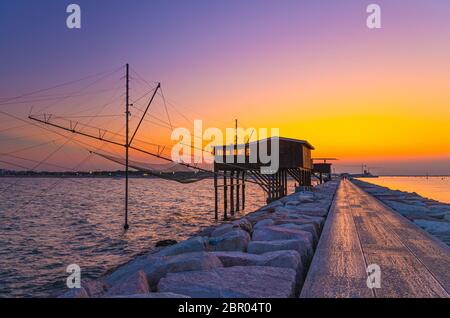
[264,170,289,204]
[214,167,312,220]
[223,173,227,220]
[242,171,246,210]
[214,169,247,221]
[230,171,235,216]
[214,173,218,220]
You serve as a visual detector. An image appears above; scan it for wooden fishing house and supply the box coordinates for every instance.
[312,158,337,184]
[213,137,314,220]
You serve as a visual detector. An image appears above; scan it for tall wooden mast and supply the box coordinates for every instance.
[124,64,130,230]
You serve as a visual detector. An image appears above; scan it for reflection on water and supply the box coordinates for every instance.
[0,177,294,297]
[358,176,450,204]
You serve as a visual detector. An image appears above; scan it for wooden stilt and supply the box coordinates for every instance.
[284,169,288,195]
[230,170,235,216]
[223,172,228,220]
[236,171,240,212]
[214,173,218,220]
[242,171,246,210]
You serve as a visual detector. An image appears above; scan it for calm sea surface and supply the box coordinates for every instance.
[358,176,450,204]
[0,177,295,298]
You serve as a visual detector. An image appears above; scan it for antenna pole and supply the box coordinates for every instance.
[124,64,130,230]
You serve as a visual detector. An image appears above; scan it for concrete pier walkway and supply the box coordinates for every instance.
[301,179,450,298]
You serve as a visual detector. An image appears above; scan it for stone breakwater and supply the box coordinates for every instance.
[61,181,339,298]
[352,179,450,245]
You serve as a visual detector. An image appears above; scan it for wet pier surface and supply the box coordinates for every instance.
[301,179,450,298]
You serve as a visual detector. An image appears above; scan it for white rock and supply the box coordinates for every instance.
[247,239,313,263]
[277,223,318,244]
[105,255,150,287]
[104,270,149,297]
[158,266,297,298]
[233,218,253,233]
[253,219,274,229]
[273,216,323,233]
[83,280,107,297]
[285,200,301,207]
[210,224,234,237]
[252,225,314,247]
[262,201,283,210]
[211,250,302,274]
[208,229,250,252]
[297,194,315,203]
[144,252,223,288]
[275,206,298,214]
[155,236,208,257]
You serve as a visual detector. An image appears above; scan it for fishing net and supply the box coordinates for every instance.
[93,151,212,183]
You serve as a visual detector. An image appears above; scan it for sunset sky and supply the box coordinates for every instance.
[1,0,450,175]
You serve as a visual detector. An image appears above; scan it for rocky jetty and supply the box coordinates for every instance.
[352,179,450,245]
[60,181,339,298]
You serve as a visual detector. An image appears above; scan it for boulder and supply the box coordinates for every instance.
[210,219,252,237]
[280,195,300,204]
[261,201,283,210]
[83,279,107,297]
[285,200,301,207]
[273,216,323,233]
[277,223,318,244]
[233,218,253,233]
[275,206,296,214]
[252,226,314,247]
[196,226,217,237]
[208,229,250,252]
[245,211,270,223]
[144,252,223,288]
[254,219,274,229]
[105,255,150,286]
[295,207,329,217]
[155,236,208,257]
[105,250,221,290]
[211,250,303,277]
[247,239,313,263]
[103,271,149,297]
[297,193,315,203]
[210,224,234,237]
[158,266,297,298]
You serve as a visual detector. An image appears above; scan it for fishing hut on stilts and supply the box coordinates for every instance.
[312,158,337,184]
[213,137,314,220]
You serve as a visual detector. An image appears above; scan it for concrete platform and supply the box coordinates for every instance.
[300,179,450,298]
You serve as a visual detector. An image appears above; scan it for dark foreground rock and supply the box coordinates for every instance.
[158,266,297,298]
